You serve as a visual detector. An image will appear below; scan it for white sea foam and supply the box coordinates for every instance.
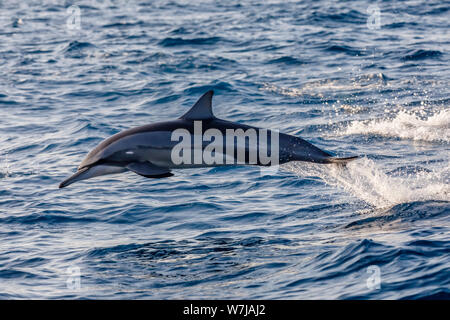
[284,157,450,208]
[340,109,450,143]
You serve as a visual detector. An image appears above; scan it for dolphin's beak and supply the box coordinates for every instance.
[59,165,127,189]
[59,167,90,188]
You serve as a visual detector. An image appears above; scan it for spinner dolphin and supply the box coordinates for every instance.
[59,90,357,188]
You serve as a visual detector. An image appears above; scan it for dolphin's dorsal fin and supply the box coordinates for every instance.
[180,90,215,120]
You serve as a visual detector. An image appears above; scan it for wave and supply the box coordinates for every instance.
[267,56,305,65]
[158,37,222,47]
[62,41,95,59]
[63,40,94,53]
[262,73,388,98]
[284,157,449,208]
[402,49,443,61]
[345,200,449,229]
[339,109,450,143]
[325,44,363,56]
[310,9,366,24]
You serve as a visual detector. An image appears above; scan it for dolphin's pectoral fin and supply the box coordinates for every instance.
[126,162,173,178]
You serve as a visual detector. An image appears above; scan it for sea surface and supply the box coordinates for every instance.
[0,0,449,299]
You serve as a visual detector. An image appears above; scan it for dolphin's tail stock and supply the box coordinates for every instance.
[288,135,359,166]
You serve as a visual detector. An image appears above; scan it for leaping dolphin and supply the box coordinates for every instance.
[59,90,357,188]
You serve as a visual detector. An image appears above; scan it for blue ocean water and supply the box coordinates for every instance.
[0,0,449,299]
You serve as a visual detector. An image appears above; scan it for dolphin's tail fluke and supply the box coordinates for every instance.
[324,156,359,164]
